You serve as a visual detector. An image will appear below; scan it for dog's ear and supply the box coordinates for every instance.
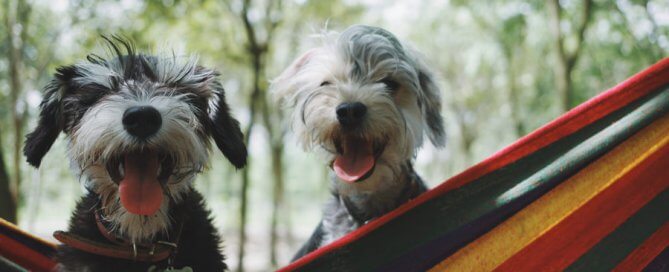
[413,55,446,147]
[270,49,319,106]
[24,66,74,167]
[207,80,247,169]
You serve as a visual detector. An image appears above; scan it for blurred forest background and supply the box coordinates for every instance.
[0,0,667,271]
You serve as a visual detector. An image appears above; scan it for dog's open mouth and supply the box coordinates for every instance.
[105,151,174,216]
[332,138,384,183]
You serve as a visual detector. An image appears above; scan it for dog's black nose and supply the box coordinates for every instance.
[336,102,367,127]
[123,106,162,138]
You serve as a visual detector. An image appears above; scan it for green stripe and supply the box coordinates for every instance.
[566,189,669,272]
[0,255,28,272]
[298,87,669,271]
[382,85,669,271]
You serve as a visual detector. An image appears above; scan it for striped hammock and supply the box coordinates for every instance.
[2,58,668,272]
[281,58,669,271]
[0,218,56,271]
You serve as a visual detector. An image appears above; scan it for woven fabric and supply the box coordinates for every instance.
[282,58,669,272]
[0,218,57,271]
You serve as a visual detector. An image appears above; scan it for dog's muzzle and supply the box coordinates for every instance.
[330,102,385,184]
[105,150,174,216]
[96,106,174,216]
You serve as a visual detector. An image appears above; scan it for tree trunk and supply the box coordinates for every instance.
[504,49,526,138]
[230,0,283,270]
[452,107,475,167]
[548,0,570,112]
[4,0,28,224]
[236,39,268,272]
[236,71,259,272]
[237,156,251,272]
[26,166,43,231]
[548,0,593,112]
[259,87,286,267]
[0,132,16,222]
[268,134,284,268]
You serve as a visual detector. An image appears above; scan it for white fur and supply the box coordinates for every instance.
[273,25,440,195]
[272,25,445,245]
[69,82,209,243]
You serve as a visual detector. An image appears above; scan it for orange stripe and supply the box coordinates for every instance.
[281,58,669,272]
[0,233,57,272]
[495,138,669,271]
[432,107,669,271]
[612,222,669,272]
[0,218,57,250]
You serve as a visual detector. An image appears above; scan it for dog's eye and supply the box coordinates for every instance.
[380,78,400,92]
[320,81,331,87]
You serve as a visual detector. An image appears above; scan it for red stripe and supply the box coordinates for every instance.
[0,233,57,272]
[280,59,669,271]
[495,139,669,271]
[612,222,669,272]
[435,59,669,194]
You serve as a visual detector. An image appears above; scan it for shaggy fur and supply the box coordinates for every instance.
[271,25,445,260]
[57,190,223,271]
[24,37,245,271]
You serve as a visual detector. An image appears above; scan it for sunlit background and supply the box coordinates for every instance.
[0,0,667,271]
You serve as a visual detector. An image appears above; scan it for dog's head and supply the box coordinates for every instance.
[24,37,246,241]
[272,25,444,190]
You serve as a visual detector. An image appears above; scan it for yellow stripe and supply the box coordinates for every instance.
[429,112,669,272]
[0,217,57,248]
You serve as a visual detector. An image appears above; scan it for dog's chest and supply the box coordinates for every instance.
[321,199,360,245]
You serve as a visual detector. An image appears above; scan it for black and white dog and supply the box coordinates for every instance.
[271,25,445,259]
[24,38,246,271]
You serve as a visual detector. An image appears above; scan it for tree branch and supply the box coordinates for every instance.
[567,0,593,70]
[548,0,567,67]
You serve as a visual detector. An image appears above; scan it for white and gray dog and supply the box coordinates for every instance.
[272,25,445,259]
[24,38,245,271]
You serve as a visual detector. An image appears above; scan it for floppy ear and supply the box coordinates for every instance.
[270,49,318,106]
[24,77,66,167]
[413,55,446,147]
[209,82,247,169]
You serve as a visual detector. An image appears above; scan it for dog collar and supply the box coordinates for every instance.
[53,210,184,263]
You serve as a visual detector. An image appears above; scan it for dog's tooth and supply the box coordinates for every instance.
[118,162,124,178]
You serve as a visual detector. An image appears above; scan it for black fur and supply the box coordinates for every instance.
[23,82,62,167]
[292,221,325,260]
[418,71,446,147]
[57,190,226,271]
[24,37,247,169]
[292,165,428,261]
[209,85,247,169]
[24,37,244,271]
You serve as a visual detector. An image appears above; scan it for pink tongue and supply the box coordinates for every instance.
[333,141,375,183]
[119,152,163,215]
